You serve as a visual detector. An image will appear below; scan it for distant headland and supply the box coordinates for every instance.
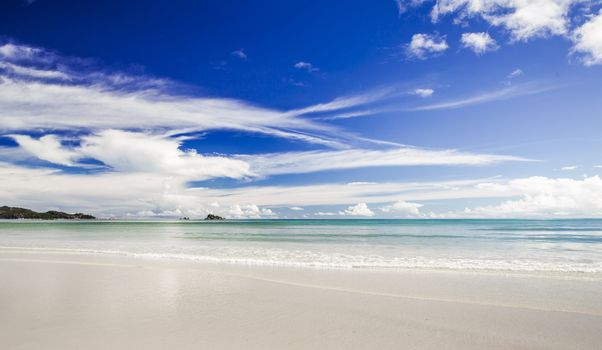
[0,206,96,220]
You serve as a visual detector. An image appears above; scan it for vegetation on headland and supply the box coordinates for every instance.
[204,214,225,220]
[0,206,96,220]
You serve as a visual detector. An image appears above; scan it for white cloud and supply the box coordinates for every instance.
[412,88,435,97]
[395,0,407,15]
[594,165,602,168]
[294,61,319,72]
[432,0,580,41]
[0,43,363,148]
[461,32,499,54]
[561,165,579,170]
[10,134,79,166]
[462,176,602,218]
[289,206,304,211]
[504,68,525,85]
[315,211,337,216]
[12,130,252,180]
[572,10,602,66]
[0,61,70,80]
[4,156,602,218]
[0,76,326,140]
[408,83,554,111]
[286,87,394,117]
[340,202,375,217]
[0,41,552,219]
[405,33,449,59]
[0,43,42,61]
[381,200,424,216]
[231,49,247,60]
[239,147,528,176]
[508,68,524,79]
[228,204,275,219]
[1,42,448,150]
[9,131,525,179]
[395,0,427,15]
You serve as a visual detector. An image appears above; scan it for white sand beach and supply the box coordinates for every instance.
[1,250,601,350]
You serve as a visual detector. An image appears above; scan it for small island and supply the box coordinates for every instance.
[0,206,96,220]
[204,214,225,220]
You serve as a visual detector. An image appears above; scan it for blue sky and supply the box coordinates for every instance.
[1,0,602,218]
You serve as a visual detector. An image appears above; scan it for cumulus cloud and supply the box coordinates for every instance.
[381,200,424,216]
[0,162,278,219]
[11,130,252,180]
[228,204,275,219]
[340,202,375,217]
[461,32,499,54]
[572,10,602,66]
[462,176,602,218]
[294,61,319,72]
[405,33,449,59]
[398,0,602,66]
[3,155,601,218]
[432,0,580,41]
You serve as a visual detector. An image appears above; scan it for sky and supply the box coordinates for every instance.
[1,0,602,218]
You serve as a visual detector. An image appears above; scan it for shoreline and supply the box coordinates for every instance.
[1,245,600,280]
[1,250,601,349]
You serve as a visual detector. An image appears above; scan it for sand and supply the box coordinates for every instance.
[1,250,601,349]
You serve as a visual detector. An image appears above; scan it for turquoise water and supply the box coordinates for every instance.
[1,219,601,273]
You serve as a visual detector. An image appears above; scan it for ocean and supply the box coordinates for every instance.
[1,219,601,273]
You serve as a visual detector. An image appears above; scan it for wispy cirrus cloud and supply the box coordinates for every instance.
[406,83,556,111]
[0,42,343,146]
[295,83,551,121]
[0,40,533,218]
[238,147,529,176]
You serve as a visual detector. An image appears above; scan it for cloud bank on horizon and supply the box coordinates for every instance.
[0,0,601,218]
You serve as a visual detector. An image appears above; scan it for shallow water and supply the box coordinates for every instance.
[1,219,601,273]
